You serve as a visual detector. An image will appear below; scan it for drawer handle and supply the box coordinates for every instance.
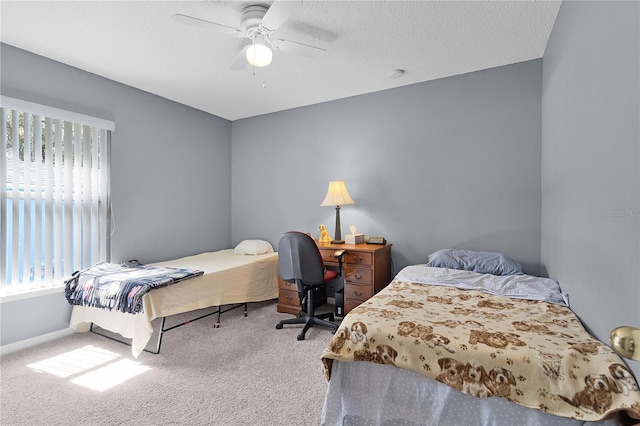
[286,296,294,301]
[355,274,363,280]
[285,282,293,287]
[353,257,363,264]
[354,291,363,297]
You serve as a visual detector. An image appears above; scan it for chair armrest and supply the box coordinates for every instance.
[332,250,345,276]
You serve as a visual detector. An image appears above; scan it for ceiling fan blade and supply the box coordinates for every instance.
[271,38,327,59]
[260,0,302,33]
[172,13,244,37]
[229,45,250,70]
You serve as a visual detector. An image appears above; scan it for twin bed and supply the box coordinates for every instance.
[320,249,640,425]
[67,241,278,357]
[66,242,640,424]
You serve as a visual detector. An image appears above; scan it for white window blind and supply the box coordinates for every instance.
[1,98,112,294]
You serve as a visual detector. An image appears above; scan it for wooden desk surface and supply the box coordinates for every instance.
[315,240,392,253]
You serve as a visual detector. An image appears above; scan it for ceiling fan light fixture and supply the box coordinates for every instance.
[246,41,272,67]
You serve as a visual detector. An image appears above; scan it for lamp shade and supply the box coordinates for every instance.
[321,181,355,207]
[246,37,272,67]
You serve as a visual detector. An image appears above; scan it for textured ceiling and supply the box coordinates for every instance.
[0,1,561,121]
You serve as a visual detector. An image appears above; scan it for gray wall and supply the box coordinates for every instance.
[232,60,543,276]
[541,1,640,378]
[0,43,232,345]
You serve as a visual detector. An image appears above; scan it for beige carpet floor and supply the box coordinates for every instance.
[1,300,337,426]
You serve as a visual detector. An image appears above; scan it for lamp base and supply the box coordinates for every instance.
[331,240,345,244]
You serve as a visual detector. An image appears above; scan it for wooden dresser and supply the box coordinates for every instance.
[277,240,392,316]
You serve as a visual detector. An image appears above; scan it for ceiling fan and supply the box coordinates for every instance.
[172,0,327,69]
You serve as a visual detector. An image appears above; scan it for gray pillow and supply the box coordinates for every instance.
[426,248,523,276]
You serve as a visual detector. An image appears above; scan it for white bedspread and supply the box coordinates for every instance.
[69,250,278,356]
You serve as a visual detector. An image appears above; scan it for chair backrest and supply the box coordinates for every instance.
[278,231,325,285]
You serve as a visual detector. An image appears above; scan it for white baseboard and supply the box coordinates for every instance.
[0,328,76,356]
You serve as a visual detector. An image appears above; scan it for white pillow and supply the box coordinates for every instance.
[234,239,274,255]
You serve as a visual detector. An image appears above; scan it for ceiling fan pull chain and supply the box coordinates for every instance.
[251,36,256,77]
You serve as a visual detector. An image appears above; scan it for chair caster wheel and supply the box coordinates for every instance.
[276,323,283,329]
[297,333,305,341]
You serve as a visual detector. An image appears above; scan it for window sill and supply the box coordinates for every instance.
[0,286,65,303]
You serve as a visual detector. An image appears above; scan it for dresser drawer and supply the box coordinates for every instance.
[277,284,327,314]
[344,266,372,285]
[319,249,339,265]
[344,283,373,301]
[345,252,372,266]
[279,288,299,305]
[345,297,364,313]
[278,288,301,314]
[279,279,299,292]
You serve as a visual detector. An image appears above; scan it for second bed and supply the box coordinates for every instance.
[69,249,278,357]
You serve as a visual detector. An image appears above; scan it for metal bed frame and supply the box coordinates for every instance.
[89,302,248,354]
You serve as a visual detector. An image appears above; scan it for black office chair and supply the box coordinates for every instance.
[275,231,344,340]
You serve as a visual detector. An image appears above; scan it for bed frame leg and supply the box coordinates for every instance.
[88,303,249,353]
[89,317,166,355]
[214,306,221,328]
[148,316,166,354]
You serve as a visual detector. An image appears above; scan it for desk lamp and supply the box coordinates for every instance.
[320,181,355,244]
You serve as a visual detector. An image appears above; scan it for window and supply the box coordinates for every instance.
[1,97,113,296]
